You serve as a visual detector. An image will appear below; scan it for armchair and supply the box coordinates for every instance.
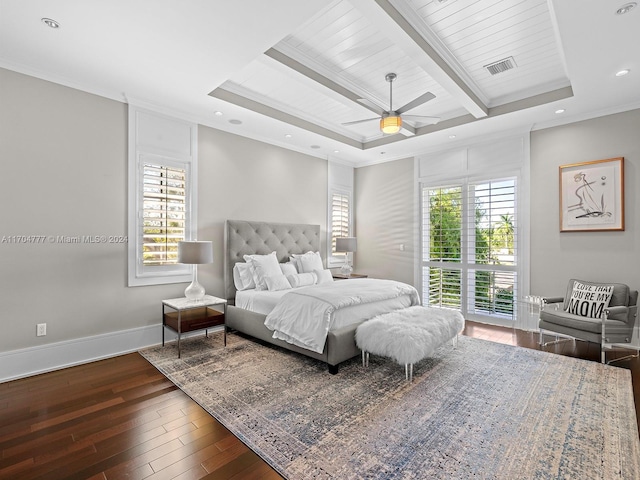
[538,279,639,364]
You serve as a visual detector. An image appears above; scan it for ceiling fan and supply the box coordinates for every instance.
[343,73,439,135]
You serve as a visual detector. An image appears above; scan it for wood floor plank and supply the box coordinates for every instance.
[0,324,638,479]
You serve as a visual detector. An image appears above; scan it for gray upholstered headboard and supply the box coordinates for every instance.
[224,220,321,303]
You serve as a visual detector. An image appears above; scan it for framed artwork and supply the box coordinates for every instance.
[559,157,624,232]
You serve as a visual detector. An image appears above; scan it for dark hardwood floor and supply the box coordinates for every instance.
[1,322,638,479]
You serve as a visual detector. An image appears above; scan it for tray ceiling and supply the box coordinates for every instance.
[211,0,572,148]
[1,0,639,165]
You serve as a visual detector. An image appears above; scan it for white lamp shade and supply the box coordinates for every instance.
[335,237,357,253]
[178,241,213,264]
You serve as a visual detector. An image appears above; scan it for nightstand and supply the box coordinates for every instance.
[162,295,227,358]
[332,272,369,280]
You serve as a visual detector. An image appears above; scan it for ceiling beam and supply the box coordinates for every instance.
[264,48,382,117]
[209,88,365,149]
[349,0,488,119]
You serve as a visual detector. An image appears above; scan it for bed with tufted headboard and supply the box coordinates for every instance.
[224,219,418,374]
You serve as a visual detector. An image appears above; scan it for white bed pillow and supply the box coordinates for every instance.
[243,252,281,291]
[287,272,317,288]
[280,262,298,277]
[233,263,256,291]
[294,251,323,273]
[290,251,322,273]
[265,274,292,292]
[314,269,334,284]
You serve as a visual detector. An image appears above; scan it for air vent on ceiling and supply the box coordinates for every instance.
[484,57,517,75]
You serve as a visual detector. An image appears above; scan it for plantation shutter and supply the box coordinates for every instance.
[422,186,463,309]
[142,164,186,266]
[421,178,518,322]
[467,178,517,317]
[331,191,350,255]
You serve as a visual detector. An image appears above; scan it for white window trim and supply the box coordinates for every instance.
[127,106,198,286]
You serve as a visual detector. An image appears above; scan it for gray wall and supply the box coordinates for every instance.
[354,157,415,285]
[0,68,327,353]
[353,109,640,300]
[197,126,328,298]
[530,109,639,296]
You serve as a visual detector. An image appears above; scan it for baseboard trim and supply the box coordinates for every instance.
[0,325,222,383]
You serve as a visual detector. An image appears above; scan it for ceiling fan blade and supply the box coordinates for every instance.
[401,114,440,124]
[396,91,436,114]
[341,117,380,126]
[356,98,386,116]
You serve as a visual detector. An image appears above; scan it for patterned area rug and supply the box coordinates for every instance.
[140,333,640,479]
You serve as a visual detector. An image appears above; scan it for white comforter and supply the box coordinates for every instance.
[264,278,420,353]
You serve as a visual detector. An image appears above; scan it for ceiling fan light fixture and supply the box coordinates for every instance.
[380,115,402,134]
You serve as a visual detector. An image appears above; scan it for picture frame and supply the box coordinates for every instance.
[559,157,624,232]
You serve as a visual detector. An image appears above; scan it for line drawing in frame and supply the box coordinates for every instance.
[559,157,624,232]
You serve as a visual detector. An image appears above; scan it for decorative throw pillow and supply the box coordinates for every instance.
[565,281,614,318]
[243,252,281,291]
[264,274,292,292]
[287,272,316,288]
[314,269,334,284]
[232,263,256,291]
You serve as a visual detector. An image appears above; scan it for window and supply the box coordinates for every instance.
[327,162,354,267]
[330,190,351,259]
[422,177,518,325]
[128,106,197,286]
[142,163,186,266]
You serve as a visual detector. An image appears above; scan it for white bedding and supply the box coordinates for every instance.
[236,288,291,315]
[263,278,420,353]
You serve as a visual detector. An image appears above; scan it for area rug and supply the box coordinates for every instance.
[140,333,640,479]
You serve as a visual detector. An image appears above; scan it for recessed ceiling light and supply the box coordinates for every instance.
[228,119,242,125]
[616,2,637,15]
[333,150,340,153]
[555,109,566,114]
[449,135,456,139]
[41,18,60,28]
[214,111,223,116]
[285,134,292,138]
[615,69,630,77]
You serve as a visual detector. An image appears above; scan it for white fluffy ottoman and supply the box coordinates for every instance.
[355,306,465,381]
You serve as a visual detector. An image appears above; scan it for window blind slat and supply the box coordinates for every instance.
[142,164,187,267]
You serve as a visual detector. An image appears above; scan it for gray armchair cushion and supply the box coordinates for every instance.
[540,308,626,334]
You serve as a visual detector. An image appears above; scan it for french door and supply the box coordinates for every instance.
[421,177,518,326]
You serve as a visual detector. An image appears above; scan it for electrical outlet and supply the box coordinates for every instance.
[37,323,46,336]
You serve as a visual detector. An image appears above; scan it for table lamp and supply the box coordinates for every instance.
[178,240,213,301]
[335,237,357,276]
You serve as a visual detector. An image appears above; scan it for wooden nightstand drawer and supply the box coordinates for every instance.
[163,307,225,333]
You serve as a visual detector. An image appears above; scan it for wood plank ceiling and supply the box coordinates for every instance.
[210,0,571,149]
